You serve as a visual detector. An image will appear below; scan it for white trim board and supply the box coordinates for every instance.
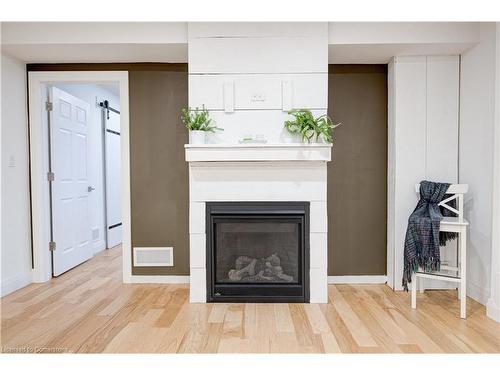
[328,275,387,284]
[467,279,491,306]
[0,272,32,297]
[129,275,190,284]
[27,71,131,284]
[487,300,500,323]
[488,25,500,323]
[132,275,387,285]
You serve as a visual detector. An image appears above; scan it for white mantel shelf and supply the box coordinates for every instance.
[185,143,333,162]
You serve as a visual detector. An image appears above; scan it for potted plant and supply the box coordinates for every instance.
[284,109,340,143]
[181,106,222,144]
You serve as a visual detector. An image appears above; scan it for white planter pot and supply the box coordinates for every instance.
[315,133,328,143]
[189,130,206,144]
[308,133,327,144]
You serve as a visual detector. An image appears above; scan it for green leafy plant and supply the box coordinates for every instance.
[284,109,340,143]
[181,106,223,132]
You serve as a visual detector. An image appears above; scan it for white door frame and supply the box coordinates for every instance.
[28,71,132,283]
[487,24,500,322]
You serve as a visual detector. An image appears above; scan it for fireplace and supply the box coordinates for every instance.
[186,143,331,303]
[206,202,309,302]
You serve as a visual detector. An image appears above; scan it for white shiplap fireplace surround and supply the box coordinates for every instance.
[186,23,330,303]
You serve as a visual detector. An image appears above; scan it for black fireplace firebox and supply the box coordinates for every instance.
[206,202,309,302]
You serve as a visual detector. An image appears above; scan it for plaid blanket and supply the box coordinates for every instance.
[402,180,458,291]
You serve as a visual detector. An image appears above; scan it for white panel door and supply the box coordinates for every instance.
[105,110,122,248]
[50,87,93,276]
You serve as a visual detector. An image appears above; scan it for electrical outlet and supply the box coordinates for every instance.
[8,155,16,167]
[250,93,266,102]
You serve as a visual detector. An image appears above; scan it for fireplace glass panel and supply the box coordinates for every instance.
[215,220,300,284]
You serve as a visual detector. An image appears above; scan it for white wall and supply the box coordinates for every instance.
[388,55,460,290]
[54,84,120,254]
[1,53,32,296]
[460,23,497,305]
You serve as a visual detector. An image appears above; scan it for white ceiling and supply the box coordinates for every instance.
[1,22,480,65]
[1,43,188,64]
[329,43,477,64]
[3,42,478,65]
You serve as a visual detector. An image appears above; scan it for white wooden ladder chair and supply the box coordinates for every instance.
[411,183,469,319]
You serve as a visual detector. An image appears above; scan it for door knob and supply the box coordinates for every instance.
[88,186,96,192]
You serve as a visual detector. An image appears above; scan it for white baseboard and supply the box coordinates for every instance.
[328,275,387,284]
[467,280,490,306]
[129,275,190,284]
[487,298,500,322]
[1,272,32,297]
[92,239,106,255]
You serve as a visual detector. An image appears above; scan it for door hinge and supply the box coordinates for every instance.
[47,172,55,181]
[45,101,53,111]
[49,241,56,252]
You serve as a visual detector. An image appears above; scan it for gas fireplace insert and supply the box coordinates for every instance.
[206,202,310,302]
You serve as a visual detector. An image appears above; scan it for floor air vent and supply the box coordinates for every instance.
[133,247,173,267]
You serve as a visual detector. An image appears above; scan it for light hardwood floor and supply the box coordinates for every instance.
[1,246,499,353]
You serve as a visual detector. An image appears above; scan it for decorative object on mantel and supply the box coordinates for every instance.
[181,106,223,144]
[284,109,340,143]
[238,134,268,144]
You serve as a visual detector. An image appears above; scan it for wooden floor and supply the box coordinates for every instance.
[1,246,499,353]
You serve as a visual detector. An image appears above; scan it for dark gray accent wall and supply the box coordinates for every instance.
[327,65,388,276]
[129,65,388,277]
[129,70,189,275]
[27,63,387,277]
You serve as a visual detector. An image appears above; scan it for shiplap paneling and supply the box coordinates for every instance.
[189,74,328,111]
[188,37,328,74]
[188,22,328,144]
[204,109,327,144]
